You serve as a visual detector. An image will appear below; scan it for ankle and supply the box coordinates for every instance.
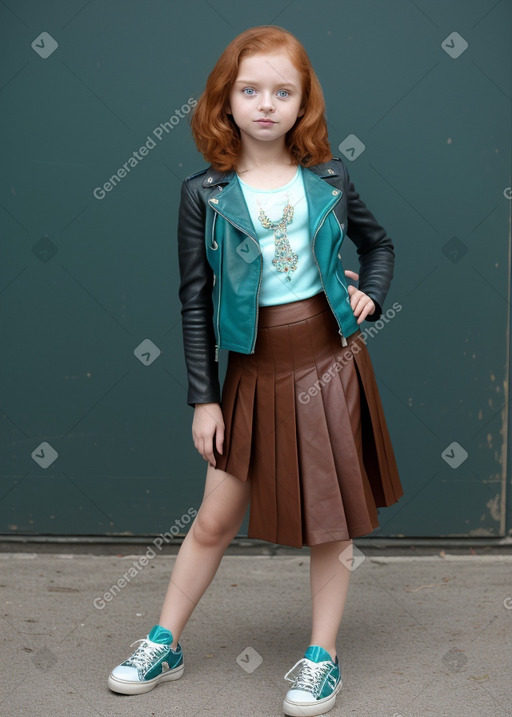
[311,644,337,662]
[153,622,180,649]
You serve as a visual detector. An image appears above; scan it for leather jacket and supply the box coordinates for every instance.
[177,156,395,407]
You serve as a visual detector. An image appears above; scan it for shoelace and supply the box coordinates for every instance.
[284,658,332,696]
[125,639,168,672]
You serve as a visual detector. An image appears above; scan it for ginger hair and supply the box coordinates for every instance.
[190,25,332,171]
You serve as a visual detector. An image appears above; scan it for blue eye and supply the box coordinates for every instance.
[277,90,289,98]
[243,88,255,95]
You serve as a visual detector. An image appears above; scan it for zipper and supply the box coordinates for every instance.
[215,266,221,362]
[251,256,263,354]
[213,272,219,361]
[210,213,218,250]
[210,213,221,362]
[208,200,262,356]
[311,195,348,347]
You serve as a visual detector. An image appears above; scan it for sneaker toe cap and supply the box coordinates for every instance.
[285,688,316,703]
[111,665,140,682]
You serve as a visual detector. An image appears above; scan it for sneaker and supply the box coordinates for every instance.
[108,624,184,695]
[283,645,342,716]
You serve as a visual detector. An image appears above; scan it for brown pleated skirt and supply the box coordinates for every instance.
[213,290,404,548]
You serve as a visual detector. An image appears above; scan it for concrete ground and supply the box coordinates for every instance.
[1,541,511,717]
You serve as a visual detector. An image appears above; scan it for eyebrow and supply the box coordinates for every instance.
[234,78,299,89]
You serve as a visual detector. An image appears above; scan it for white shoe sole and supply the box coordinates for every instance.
[108,662,184,695]
[283,680,342,716]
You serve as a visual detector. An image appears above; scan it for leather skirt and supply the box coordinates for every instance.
[213,290,404,548]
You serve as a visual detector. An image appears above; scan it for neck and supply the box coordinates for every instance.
[236,135,295,173]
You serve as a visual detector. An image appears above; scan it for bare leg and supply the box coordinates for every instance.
[158,464,250,648]
[309,539,353,661]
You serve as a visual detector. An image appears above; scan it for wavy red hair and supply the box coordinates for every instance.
[190,26,332,171]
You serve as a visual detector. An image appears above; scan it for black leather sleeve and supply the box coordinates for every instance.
[176,178,220,407]
[341,160,395,322]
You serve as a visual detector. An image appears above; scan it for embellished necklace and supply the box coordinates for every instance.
[256,193,298,280]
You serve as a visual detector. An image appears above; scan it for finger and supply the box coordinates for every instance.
[204,437,214,466]
[196,436,210,463]
[356,301,375,324]
[350,291,364,313]
[351,292,369,316]
[344,269,359,281]
[351,292,374,317]
[216,426,224,456]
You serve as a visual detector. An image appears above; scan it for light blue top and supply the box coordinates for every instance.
[237,166,323,306]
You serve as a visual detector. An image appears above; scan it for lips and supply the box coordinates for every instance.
[256,119,276,124]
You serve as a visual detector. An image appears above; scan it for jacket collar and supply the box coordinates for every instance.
[201,159,341,188]
[204,160,343,241]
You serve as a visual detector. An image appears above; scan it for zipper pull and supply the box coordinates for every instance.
[340,332,348,347]
[214,345,219,362]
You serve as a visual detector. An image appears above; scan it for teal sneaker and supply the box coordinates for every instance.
[108,624,184,695]
[283,645,342,716]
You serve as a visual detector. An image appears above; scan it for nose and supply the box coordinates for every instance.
[258,92,275,112]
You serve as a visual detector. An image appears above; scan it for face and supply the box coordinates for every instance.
[226,51,304,146]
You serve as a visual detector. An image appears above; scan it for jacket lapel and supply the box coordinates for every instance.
[301,167,343,240]
[202,161,342,242]
[203,168,258,239]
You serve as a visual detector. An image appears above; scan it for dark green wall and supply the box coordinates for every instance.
[1,0,510,538]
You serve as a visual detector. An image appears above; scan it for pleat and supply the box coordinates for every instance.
[273,328,302,547]
[212,291,403,548]
[248,330,277,540]
[351,343,403,504]
[214,353,256,482]
[320,325,381,536]
[292,317,350,544]
[214,355,241,470]
[227,361,257,481]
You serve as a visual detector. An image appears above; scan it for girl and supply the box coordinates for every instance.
[108,25,404,716]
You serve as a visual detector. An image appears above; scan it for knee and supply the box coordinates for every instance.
[191,509,238,548]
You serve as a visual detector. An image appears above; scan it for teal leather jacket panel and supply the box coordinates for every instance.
[177,156,395,406]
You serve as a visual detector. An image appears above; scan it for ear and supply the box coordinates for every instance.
[297,105,305,118]
[224,100,232,116]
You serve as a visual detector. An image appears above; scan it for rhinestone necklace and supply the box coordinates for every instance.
[256,194,298,280]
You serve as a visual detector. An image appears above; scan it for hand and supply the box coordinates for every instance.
[344,270,376,325]
[192,402,224,467]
